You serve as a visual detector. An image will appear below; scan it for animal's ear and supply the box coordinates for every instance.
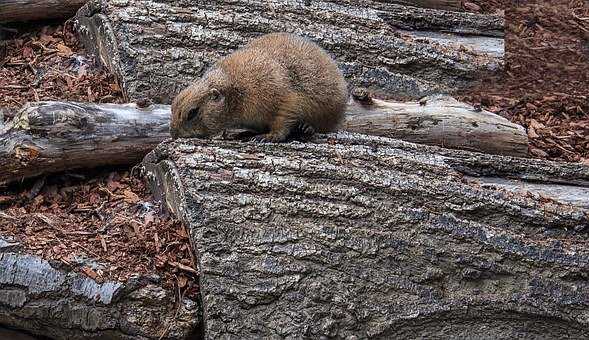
[210,88,224,102]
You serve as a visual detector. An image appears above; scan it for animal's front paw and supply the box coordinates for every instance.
[297,122,315,137]
[250,133,286,143]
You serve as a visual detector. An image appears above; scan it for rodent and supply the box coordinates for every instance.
[170,33,349,142]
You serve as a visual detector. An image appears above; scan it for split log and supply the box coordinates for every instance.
[142,133,589,339]
[0,238,199,340]
[0,97,527,185]
[0,0,87,23]
[74,0,503,104]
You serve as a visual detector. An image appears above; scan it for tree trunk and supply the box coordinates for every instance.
[0,97,527,185]
[0,238,199,340]
[0,0,87,23]
[142,133,589,340]
[74,0,503,104]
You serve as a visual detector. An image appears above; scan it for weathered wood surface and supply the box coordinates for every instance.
[0,237,199,340]
[0,101,169,186]
[142,133,589,339]
[0,97,527,185]
[389,0,462,11]
[0,0,87,23]
[345,95,527,157]
[74,0,503,104]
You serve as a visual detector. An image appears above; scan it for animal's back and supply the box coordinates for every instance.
[248,34,347,94]
[235,33,349,133]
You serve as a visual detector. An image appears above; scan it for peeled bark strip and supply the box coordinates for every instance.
[143,133,589,339]
[0,239,199,340]
[0,0,87,23]
[74,0,503,104]
[0,97,527,185]
[0,101,169,186]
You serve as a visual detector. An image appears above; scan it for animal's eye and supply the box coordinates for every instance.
[187,107,200,121]
[210,88,222,102]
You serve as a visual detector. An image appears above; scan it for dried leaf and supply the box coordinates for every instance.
[77,65,88,78]
[122,189,140,204]
[39,33,55,44]
[178,275,188,288]
[109,83,121,92]
[22,46,34,59]
[144,211,155,226]
[81,266,98,280]
[56,43,73,57]
[99,235,108,252]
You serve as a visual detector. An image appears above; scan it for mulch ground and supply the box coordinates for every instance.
[0,0,588,299]
[0,21,123,116]
[0,169,198,298]
[461,0,589,163]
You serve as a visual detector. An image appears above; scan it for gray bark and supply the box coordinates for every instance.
[0,238,199,340]
[142,133,589,340]
[0,96,527,185]
[74,0,503,104]
[0,0,87,23]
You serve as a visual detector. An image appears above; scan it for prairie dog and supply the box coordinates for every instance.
[170,33,348,142]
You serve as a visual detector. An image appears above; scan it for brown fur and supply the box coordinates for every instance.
[170,33,349,142]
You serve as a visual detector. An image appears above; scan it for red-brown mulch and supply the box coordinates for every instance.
[464,0,506,14]
[0,21,123,116]
[460,0,589,163]
[0,169,198,298]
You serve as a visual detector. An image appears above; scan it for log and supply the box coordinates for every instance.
[142,133,589,339]
[0,97,527,185]
[344,95,527,157]
[0,0,87,23]
[0,237,199,339]
[74,0,504,104]
[0,101,169,186]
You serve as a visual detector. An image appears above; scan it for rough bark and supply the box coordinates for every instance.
[142,133,589,340]
[0,101,169,186]
[74,0,503,104]
[0,97,528,185]
[0,0,87,23]
[0,237,199,340]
